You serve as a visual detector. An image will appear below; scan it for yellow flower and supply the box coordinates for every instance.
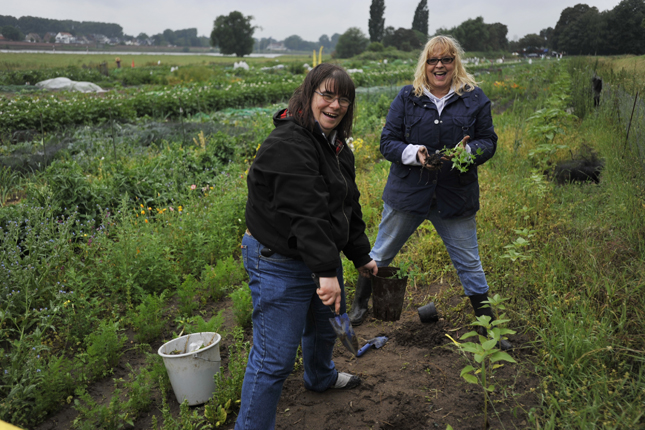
[141,210,145,214]
[140,204,144,208]
[145,219,148,223]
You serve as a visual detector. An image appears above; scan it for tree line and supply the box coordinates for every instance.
[0,15,123,38]
[520,0,645,55]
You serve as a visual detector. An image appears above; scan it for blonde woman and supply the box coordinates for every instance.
[348,36,510,349]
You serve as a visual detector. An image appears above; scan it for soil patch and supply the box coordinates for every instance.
[270,282,539,430]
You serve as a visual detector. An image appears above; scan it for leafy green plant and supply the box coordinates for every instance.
[177,275,200,316]
[500,229,536,262]
[205,327,249,427]
[441,139,484,173]
[201,257,246,301]
[72,387,132,430]
[230,284,252,328]
[446,294,517,429]
[85,320,127,378]
[131,292,167,343]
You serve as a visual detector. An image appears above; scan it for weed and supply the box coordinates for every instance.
[131,292,167,343]
[177,275,200,316]
[230,283,252,328]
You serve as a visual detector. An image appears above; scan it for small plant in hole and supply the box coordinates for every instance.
[446,294,517,429]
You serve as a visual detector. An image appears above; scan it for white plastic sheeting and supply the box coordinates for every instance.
[35,77,106,93]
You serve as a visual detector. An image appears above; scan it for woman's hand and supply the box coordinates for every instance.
[417,146,440,170]
[317,277,342,314]
[358,260,378,278]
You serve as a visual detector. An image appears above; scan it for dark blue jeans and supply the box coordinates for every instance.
[235,233,344,430]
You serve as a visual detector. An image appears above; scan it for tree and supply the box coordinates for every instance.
[515,33,546,52]
[330,33,341,50]
[382,27,422,51]
[318,34,331,49]
[605,0,645,55]
[210,11,256,57]
[412,0,429,35]
[334,27,369,58]
[137,32,149,40]
[539,27,554,48]
[1,25,23,41]
[369,0,386,42]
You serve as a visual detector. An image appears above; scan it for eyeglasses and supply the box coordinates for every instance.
[315,91,352,107]
[426,57,455,65]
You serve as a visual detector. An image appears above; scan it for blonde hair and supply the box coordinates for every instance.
[412,35,477,97]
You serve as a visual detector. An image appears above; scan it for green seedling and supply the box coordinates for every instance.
[446,294,517,429]
[441,136,484,173]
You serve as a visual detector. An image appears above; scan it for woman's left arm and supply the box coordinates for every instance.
[466,90,498,166]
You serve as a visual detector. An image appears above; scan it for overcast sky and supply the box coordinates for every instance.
[4,0,623,42]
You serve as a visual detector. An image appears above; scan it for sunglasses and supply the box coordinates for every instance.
[426,57,455,65]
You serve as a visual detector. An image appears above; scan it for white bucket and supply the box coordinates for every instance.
[158,332,222,405]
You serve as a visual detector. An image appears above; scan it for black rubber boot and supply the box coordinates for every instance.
[468,293,512,351]
[348,276,372,326]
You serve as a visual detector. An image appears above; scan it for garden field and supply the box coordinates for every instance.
[0,53,644,429]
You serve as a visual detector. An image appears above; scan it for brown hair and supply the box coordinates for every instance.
[412,35,478,97]
[288,63,355,141]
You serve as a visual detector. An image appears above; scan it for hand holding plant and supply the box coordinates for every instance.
[441,136,484,173]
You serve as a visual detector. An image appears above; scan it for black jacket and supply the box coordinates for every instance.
[245,109,372,277]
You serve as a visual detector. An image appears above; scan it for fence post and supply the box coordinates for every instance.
[623,91,639,156]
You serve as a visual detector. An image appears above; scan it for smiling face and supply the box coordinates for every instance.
[425,47,455,98]
[311,79,348,135]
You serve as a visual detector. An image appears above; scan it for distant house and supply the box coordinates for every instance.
[44,32,57,43]
[76,36,90,44]
[55,32,74,44]
[0,34,4,41]
[266,43,287,51]
[25,33,42,43]
[92,34,110,44]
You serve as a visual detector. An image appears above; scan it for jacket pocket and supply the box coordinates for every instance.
[390,162,411,179]
[404,115,422,144]
[452,116,476,143]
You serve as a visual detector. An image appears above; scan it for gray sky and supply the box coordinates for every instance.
[3,0,622,42]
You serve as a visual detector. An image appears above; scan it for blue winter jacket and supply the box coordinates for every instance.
[380,84,497,218]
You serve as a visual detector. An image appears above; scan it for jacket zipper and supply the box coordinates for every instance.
[334,144,351,244]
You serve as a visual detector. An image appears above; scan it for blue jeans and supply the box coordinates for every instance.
[235,233,343,430]
[370,203,489,296]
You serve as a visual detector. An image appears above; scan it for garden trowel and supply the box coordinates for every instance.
[356,336,388,357]
[312,274,359,356]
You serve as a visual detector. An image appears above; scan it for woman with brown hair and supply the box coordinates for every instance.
[236,63,377,430]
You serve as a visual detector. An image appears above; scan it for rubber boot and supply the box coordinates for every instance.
[348,276,372,326]
[468,293,512,351]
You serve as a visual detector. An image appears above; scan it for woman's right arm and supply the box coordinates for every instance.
[380,88,424,166]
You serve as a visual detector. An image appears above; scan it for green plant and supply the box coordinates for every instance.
[131,292,167,343]
[446,295,517,429]
[441,139,484,173]
[205,327,249,427]
[230,283,252,328]
[72,386,132,430]
[201,257,246,301]
[177,275,200,316]
[85,320,127,378]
